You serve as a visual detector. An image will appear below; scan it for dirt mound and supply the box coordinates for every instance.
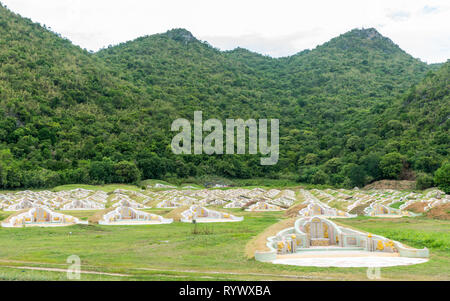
[88,207,115,224]
[245,217,296,259]
[2,209,28,223]
[241,200,258,210]
[404,202,428,213]
[164,206,190,221]
[349,203,371,216]
[426,203,450,220]
[363,180,416,190]
[283,203,307,218]
[146,198,166,207]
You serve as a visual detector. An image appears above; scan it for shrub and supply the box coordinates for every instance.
[434,162,450,193]
[416,172,434,190]
[380,152,405,179]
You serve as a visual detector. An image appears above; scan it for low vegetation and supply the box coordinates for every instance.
[0,203,448,281]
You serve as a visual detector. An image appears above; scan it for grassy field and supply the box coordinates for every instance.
[0,207,448,281]
[52,184,144,193]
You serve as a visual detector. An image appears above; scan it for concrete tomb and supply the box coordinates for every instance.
[180,205,243,223]
[246,201,283,212]
[2,207,88,227]
[99,206,173,225]
[299,203,356,218]
[254,216,429,267]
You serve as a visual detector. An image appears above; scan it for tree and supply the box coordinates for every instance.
[311,170,328,185]
[89,159,114,184]
[341,163,366,187]
[416,172,434,190]
[137,153,166,179]
[323,158,341,174]
[361,153,382,180]
[346,136,363,151]
[415,155,441,173]
[303,153,319,165]
[434,163,450,193]
[114,161,141,183]
[380,152,405,179]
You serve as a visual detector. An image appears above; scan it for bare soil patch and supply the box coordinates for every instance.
[88,207,115,224]
[404,202,428,213]
[164,206,190,221]
[2,209,28,223]
[283,203,307,218]
[426,203,450,220]
[363,180,416,190]
[349,201,373,216]
[245,217,296,258]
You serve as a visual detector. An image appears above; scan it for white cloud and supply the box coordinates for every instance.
[387,10,411,22]
[1,0,449,63]
[421,5,441,15]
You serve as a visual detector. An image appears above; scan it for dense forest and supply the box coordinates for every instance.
[0,3,448,191]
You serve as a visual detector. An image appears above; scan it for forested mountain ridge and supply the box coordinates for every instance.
[0,3,448,190]
[0,3,148,187]
[380,61,449,189]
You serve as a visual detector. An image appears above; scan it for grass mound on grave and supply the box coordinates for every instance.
[349,202,373,216]
[244,217,297,259]
[88,207,116,224]
[404,202,428,213]
[164,206,190,221]
[283,203,307,218]
[390,201,405,209]
[426,203,450,220]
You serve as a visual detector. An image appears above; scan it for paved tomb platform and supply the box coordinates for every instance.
[20,223,82,227]
[191,218,242,223]
[272,250,428,267]
[100,220,172,225]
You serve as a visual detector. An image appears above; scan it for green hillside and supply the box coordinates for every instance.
[383,62,449,191]
[0,3,448,189]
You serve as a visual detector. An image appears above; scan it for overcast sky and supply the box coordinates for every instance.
[2,0,449,63]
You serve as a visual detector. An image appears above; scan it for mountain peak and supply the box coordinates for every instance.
[163,28,197,44]
[339,27,392,43]
[350,27,383,40]
[317,27,402,55]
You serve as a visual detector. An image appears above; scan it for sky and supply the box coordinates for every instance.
[1,0,449,63]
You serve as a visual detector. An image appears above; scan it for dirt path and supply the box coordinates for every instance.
[3,265,130,277]
[0,259,335,280]
[135,267,335,280]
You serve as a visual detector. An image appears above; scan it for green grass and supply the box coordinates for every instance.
[390,201,405,209]
[0,211,12,221]
[337,217,450,252]
[140,177,326,190]
[51,184,143,193]
[336,217,450,280]
[140,179,177,188]
[0,209,448,281]
[0,266,133,281]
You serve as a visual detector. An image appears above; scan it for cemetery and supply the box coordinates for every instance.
[0,182,448,280]
[99,206,173,225]
[1,207,88,227]
[180,205,244,223]
[254,216,430,267]
[298,203,356,218]
[61,199,105,210]
[246,201,284,212]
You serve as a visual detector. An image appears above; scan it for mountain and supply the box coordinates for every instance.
[0,3,146,187]
[0,3,447,189]
[382,61,449,176]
